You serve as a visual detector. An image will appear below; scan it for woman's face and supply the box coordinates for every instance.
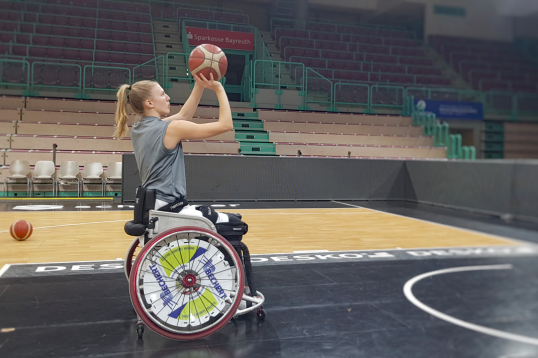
[147,84,171,116]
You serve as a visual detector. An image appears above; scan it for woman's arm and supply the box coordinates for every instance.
[163,74,232,149]
[163,77,205,122]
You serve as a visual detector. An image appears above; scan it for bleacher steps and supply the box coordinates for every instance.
[156,43,183,54]
[153,20,180,34]
[154,33,181,45]
[239,141,277,155]
[152,17,187,86]
[233,112,277,155]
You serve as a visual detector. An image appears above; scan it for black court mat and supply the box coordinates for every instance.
[1,255,538,357]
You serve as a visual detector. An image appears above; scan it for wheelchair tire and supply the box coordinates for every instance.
[124,237,142,281]
[129,226,245,341]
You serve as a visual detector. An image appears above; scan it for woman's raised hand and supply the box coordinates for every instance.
[193,73,223,92]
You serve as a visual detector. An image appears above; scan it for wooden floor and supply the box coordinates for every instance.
[0,207,519,267]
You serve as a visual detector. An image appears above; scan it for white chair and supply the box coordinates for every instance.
[31,161,57,197]
[81,162,104,196]
[104,162,122,196]
[105,162,122,180]
[57,161,81,197]
[4,160,31,197]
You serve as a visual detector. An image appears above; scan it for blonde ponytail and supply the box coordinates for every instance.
[114,80,157,139]
[114,84,130,139]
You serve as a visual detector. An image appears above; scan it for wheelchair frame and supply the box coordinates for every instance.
[125,210,266,340]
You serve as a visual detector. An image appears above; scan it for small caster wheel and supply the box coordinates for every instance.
[137,323,145,340]
[257,308,266,320]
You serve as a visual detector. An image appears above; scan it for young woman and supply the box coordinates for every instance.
[114,74,234,223]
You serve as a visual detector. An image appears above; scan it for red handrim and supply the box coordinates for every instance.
[124,237,140,280]
[129,226,245,341]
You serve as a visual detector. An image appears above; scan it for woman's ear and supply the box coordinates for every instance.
[145,99,154,109]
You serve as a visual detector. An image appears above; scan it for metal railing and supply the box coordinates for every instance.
[370,84,406,113]
[0,59,30,91]
[333,82,369,111]
[304,68,333,111]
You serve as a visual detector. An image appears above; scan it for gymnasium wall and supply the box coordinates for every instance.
[411,0,513,42]
[122,154,538,222]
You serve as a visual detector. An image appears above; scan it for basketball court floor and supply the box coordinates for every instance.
[1,200,538,357]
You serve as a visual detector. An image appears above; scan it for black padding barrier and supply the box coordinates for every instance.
[122,154,538,222]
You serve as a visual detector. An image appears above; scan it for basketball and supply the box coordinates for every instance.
[10,220,33,241]
[188,44,228,81]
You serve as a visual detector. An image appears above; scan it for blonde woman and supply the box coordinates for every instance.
[115,74,235,223]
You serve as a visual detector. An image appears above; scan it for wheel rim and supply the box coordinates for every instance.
[130,227,244,339]
[124,237,141,281]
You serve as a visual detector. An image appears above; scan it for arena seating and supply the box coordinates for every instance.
[430,35,538,93]
[149,1,248,23]
[272,26,452,90]
[0,0,156,89]
[257,110,446,159]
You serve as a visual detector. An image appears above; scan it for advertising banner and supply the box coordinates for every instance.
[186,27,254,51]
[414,99,483,120]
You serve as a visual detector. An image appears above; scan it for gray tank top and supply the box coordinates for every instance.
[131,116,187,203]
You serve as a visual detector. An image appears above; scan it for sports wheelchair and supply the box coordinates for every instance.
[124,188,266,341]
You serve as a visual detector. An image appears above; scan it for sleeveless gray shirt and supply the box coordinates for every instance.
[131,116,187,203]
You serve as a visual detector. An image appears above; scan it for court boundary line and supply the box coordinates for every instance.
[403,264,538,346]
[0,264,11,278]
[332,200,534,246]
[0,210,375,234]
[2,244,536,279]
[0,219,129,234]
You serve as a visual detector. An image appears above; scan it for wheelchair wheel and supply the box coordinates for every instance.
[124,237,142,281]
[129,226,245,341]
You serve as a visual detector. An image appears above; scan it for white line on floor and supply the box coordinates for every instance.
[332,201,532,246]
[0,219,128,234]
[403,264,538,346]
[0,264,11,278]
[293,250,329,253]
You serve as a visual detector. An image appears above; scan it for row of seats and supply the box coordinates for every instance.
[284,49,433,66]
[291,57,442,76]
[273,19,413,40]
[304,69,450,87]
[0,10,151,24]
[0,0,147,11]
[0,64,155,89]
[0,37,154,54]
[274,28,419,48]
[280,37,423,56]
[3,160,121,196]
[2,46,154,64]
[1,23,152,37]
[176,9,248,23]
[2,28,153,43]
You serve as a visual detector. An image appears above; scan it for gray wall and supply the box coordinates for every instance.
[122,154,538,222]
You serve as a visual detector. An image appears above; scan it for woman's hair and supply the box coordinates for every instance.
[114,80,156,139]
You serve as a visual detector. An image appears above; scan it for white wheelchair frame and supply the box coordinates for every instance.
[125,210,266,340]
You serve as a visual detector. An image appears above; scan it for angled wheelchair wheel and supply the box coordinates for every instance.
[125,237,142,281]
[129,226,245,341]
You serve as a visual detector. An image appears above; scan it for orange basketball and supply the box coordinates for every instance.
[10,220,33,241]
[188,44,228,81]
